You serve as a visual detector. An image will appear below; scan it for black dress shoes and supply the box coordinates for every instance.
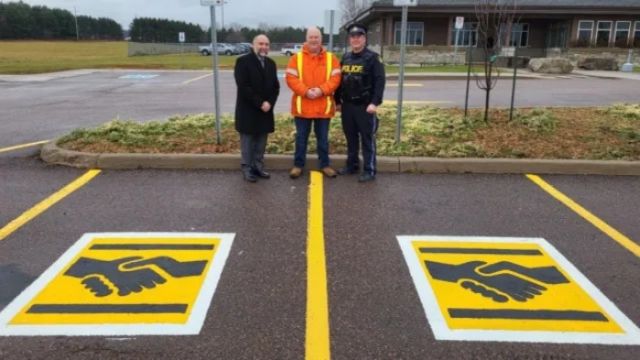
[243,171,257,182]
[358,173,376,183]
[337,167,358,175]
[251,168,271,179]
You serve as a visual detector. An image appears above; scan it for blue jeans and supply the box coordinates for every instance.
[294,117,330,168]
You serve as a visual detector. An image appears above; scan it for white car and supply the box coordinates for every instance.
[199,43,238,56]
[281,44,303,56]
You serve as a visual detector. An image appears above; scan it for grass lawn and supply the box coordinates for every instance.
[58,104,640,160]
[635,66,640,73]
[0,41,292,74]
[1,41,494,74]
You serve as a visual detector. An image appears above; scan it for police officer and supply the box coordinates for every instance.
[336,23,385,182]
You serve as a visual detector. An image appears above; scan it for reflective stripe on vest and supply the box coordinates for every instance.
[295,51,334,115]
[296,53,303,114]
[324,52,332,115]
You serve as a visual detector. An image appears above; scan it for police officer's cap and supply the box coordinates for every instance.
[347,23,367,36]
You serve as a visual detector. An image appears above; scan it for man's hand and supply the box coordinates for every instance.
[366,104,377,114]
[306,88,323,100]
[335,104,342,113]
[261,101,271,112]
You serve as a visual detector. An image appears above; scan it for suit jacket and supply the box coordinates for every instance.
[234,52,280,134]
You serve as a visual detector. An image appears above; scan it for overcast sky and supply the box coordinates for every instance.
[18,0,342,30]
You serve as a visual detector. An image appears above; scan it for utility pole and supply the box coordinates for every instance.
[74,6,79,41]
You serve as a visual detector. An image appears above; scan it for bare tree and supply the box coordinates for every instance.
[474,0,518,122]
[340,0,365,25]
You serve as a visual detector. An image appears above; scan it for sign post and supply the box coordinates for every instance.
[393,0,417,145]
[454,16,464,64]
[179,32,186,69]
[324,9,341,52]
[201,0,223,145]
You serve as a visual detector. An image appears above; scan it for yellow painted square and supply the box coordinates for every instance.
[10,236,220,326]
[411,240,623,333]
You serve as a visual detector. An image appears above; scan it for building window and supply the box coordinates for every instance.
[577,20,594,46]
[633,21,640,47]
[614,21,631,47]
[394,21,424,46]
[509,23,529,47]
[596,21,612,47]
[450,22,478,47]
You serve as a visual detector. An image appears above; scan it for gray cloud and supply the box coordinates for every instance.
[18,0,339,29]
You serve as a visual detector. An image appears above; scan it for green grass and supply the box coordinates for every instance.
[0,41,291,74]
[634,66,640,73]
[0,41,492,74]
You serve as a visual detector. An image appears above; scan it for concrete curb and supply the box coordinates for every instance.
[41,141,640,175]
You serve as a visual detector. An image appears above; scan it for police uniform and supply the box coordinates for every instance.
[336,24,386,182]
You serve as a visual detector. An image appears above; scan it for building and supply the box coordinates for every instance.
[350,0,640,63]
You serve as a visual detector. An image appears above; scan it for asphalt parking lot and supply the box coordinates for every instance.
[0,148,638,359]
[2,69,640,148]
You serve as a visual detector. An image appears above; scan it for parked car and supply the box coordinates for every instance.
[281,44,303,56]
[199,43,239,56]
[234,43,252,54]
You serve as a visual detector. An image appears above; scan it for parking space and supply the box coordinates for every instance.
[0,156,638,358]
[0,168,309,358]
[323,174,639,359]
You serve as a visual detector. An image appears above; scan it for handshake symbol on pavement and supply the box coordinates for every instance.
[425,260,569,303]
[64,256,208,297]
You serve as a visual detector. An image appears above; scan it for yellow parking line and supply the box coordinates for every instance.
[0,140,50,154]
[0,170,101,242]
[181,73,212,85]
[306,171,331,360]
[526,174,640,258]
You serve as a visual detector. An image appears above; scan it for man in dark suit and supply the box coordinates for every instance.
[234,34,280,182]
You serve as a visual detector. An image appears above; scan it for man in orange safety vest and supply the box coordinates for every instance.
[285,26,342,179]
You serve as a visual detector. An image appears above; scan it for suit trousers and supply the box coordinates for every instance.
[240,132,268,172]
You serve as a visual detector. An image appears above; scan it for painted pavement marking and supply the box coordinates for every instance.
[0,170,101,242]
[118,74,159,80]
[0,140,50,154]
[181,73,213,85]
[397,235,640,345]
[0,232,234,336]
[306,171,331,360]
[527,174,640,258]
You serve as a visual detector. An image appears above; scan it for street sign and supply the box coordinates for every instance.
[200,0,218,5]
[323,9,341,35]
[455,16,464,30]
[179,32,185,43]
[0,233,235,336]
[397,235,640,345]
[393,0,417,6]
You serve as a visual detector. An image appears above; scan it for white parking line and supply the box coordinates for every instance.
[182,73,213,85]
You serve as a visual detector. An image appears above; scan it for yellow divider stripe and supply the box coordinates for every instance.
[526,174,640,258]
[305,171,331,360]
[0,170,102,241]
[0,140,50,154]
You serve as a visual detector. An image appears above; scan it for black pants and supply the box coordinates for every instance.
[341,102,378,176]
[240,132,268,172]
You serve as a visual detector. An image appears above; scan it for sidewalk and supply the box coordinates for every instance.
[572,69,640,80]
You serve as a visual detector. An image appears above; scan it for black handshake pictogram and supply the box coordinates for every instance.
[65,256,208,297]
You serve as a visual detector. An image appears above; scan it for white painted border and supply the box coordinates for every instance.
[0,232,235,336]
[397,235,640,345]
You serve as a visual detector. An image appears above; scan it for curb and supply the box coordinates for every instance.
[41,141,640,175]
